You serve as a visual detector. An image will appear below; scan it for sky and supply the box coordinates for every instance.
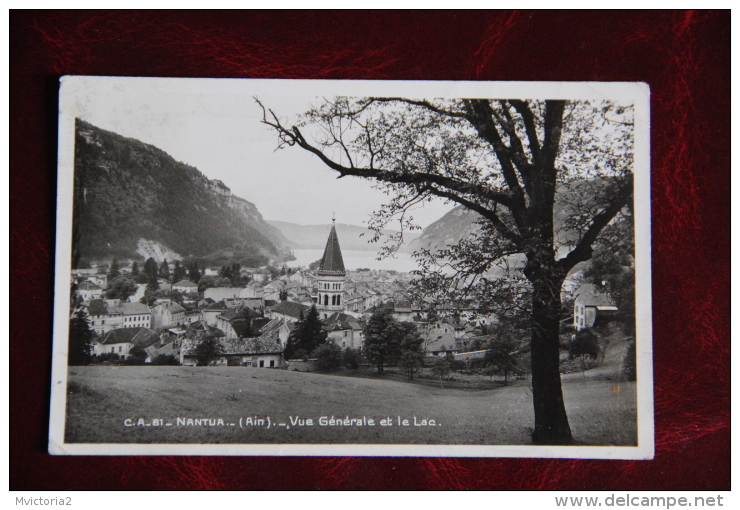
[65,77,455,229]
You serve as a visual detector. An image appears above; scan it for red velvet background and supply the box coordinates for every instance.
[10,11,730,490]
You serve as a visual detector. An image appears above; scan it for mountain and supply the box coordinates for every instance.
[403,206,482,254]
[72,119,292,266]
[267,220,422,252]
[405,180,615,257]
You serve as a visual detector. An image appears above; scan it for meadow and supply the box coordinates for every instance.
[65,358,636,446]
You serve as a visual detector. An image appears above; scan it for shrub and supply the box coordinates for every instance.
[152,354,181,366]
[569,328,600,372]
[398,350,424,380]
[312,342,343,372]
[342,347,361,369]
[622,340,636,381]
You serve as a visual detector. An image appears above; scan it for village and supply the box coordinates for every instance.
[69,219,618,378]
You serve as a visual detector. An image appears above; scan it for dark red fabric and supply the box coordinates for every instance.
[10,10,729,490]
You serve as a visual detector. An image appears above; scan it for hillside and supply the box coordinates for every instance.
[267,220,421,252]
[405,180,615,257]
[72,119,292,265]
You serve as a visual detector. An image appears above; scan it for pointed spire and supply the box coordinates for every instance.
[318,221,345,276]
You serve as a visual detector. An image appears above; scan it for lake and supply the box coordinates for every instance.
[286,249,422,273]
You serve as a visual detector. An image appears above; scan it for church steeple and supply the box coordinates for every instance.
[315,217,346,318]
[318,219,345,276]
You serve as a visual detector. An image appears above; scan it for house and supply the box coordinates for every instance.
[172,280,199,294]
[391,301,419,322]
[424,330,459,357]
[203,287,265,311]
[263,279,287,301]
[93,327,159,358]
[183,308,202,325]
[85,299,151,335]
[76,280,104,302]
[268,301,311,323]
[151,301,186,329]
[257,317,291,346]
[119,302,152,329]
[85,299,122,335]
[201,300,228,326]
[204,287,246,302]
[573,284,619,331]
[215,306,263,340]
[182,336,284,368]
[323,312,365,350]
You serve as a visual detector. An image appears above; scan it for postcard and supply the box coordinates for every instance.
[49,77,652,458]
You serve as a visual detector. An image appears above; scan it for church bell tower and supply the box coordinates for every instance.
[316,216,346,319]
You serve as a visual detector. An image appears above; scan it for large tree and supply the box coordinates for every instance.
[105,275,138,301]
[285,305,327,358]
[69,310,94,366]
[363,308,411,374]
[260,97,633,444]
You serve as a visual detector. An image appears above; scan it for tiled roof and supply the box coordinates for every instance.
[99,327,158,347]
[574,284,618,307]
[77,281,102,290]
[259,317,285,335]
[119,302,150,315]
[86,299,109,316]
[318,224,345,276]
[270,301,310,320]
[426,331,457,353]
[218,306,260,321]
[221,336,283,355]
[203,300,228,311]
[323,311,362,331]
[173,280,198,287]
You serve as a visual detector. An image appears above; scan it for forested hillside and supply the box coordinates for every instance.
[72,119,289,266]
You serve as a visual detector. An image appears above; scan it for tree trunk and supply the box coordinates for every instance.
[529,274,573,445]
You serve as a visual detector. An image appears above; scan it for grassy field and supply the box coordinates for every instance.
[65,344,637,446]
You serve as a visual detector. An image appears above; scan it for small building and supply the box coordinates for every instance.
[268,300,311,323]
[93,327,159,358]
[323,311,365,350]
[180,328,284,368]
[151,301,186,329]
[216,306,263,340]
[119,302,152,329]
[172,280,199,294]
[573,284,619,331]
[76,280,104,302]
[201,300,228,326]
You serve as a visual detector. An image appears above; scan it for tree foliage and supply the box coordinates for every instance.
[622,340,636,381]
[107,257,120,283]
[398,350,424,380]
[584,207,636,336]
[362,308,419,374]
[312,342,343,371]
[144,257,158,281]
[484,337,519,384]
[159,259,171,281]
[68,310,93,366]
[260,96,634,445]
[284,305,326,359]
[342,347,362,369]
[194,335,225,366]
[569,328,600,373]
[172,260,186,285]
[72,119,284,262]
[105,275,137,300]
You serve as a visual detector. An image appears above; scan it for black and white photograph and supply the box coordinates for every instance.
[50,77,652,458]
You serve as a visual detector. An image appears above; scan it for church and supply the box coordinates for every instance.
[315,219,346,319]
